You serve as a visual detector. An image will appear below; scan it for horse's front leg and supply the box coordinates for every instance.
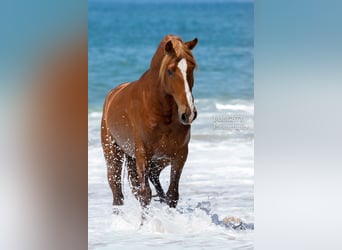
[135,146,152,207]
[148,159,168,203]
[167,146,188,208]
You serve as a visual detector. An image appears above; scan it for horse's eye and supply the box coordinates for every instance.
[167,69,173,76]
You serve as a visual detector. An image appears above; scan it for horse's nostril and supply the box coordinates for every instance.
[193,111,197,120]
[181,113,187,123]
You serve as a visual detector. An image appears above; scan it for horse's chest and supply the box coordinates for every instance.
[150,128,189,157]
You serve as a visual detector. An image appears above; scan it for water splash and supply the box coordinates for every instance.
[110,201,254,234]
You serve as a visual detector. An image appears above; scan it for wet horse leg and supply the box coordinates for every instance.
[167,147,188,208]
[148,160,167,203]
[135,149,152,207]
[102,132,125,206]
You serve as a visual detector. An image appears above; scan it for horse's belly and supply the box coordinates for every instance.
[108,114,136,157]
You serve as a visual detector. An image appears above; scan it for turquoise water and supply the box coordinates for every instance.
[88,0,253,111]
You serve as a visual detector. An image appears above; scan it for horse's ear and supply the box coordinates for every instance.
[165,40,175,55]
[185,38,198,50]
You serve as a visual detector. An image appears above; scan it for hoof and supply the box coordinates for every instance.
[166,199,177,208]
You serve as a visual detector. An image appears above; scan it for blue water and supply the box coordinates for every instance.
[88,0,253,112]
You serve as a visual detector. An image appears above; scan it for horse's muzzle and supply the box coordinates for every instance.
[180,109,197,125]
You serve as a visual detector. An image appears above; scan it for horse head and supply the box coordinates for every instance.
[159,36,198,125]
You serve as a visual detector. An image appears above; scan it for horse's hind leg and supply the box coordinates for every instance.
[148,160,167,203]
[102,130,125,206]
[107,142,125,206]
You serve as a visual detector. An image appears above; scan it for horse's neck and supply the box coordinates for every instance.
[142,70,175,118]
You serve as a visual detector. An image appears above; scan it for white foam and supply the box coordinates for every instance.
[88,112,102,118]
[216,103,254,114]
[88,106,254,249]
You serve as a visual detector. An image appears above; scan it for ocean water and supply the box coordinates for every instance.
[89,1,254,249]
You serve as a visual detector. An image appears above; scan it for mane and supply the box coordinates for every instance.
[151,35,197,84]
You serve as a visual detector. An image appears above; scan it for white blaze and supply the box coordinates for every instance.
[177,58,194,120]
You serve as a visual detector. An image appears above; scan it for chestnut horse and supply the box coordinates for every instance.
[101,35,198,208]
